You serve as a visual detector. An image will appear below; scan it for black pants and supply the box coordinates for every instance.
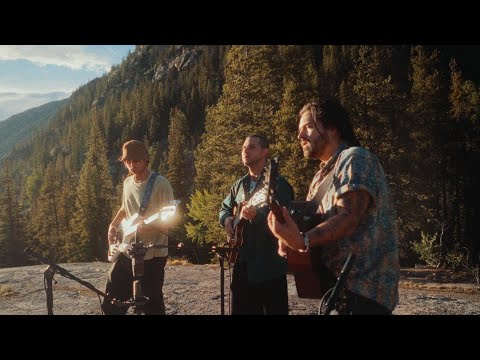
[336,290,392,315]
[230,262,288,315]
[101,254,167,315]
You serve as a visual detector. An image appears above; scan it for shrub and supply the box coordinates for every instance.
[411,231,440,266]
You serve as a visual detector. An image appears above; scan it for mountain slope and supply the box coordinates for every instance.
[0,98,69,160]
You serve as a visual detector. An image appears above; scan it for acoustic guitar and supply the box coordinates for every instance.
[266,158,335,299]
[227,177,270,265]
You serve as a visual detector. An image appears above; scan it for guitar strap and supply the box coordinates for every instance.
[310,143,350,206]
[311,169,335,206]
[139,172,159,217]
[241,167,265,201]
[108,172,160,262]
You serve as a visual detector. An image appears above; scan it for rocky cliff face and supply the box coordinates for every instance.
[92,45,206,108]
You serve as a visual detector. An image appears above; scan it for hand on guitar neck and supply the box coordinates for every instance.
[267,205,306,252]
[267,203,290,257]
[268,198,286,224]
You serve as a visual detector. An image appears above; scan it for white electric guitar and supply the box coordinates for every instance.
[108,200,180,262]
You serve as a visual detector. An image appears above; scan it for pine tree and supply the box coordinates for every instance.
[69,114,113,261]
[349,46,405,158]
[405,45,450,264]
[0,161,27,267]
[272,45,320,198]
[449,59,480,267]
[191,45,284,245]
[166,107,193,205]
[185,189,226,247]
[57,176,79,262]
[29,163,64,262]
[195,45,284,195]
[165,107,194,252]
[349,45,410,261]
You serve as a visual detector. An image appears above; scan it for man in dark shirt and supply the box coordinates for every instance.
[219,135,294,315]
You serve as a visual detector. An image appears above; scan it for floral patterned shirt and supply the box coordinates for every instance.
[311,145,400,311]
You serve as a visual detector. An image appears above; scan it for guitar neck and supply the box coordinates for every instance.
[269,199,286,224]
[144,213,159,224]
[233,216,242,228]
[144,205,176,224]
[122,206,176,237]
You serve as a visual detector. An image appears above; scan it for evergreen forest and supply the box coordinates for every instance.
[0,45,478,274]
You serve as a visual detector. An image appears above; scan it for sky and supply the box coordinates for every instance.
[0,45,135,122]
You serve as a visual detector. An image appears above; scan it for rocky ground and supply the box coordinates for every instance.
[0,262,479,315]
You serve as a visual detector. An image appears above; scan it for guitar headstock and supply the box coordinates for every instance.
[265,156,279,201]
[265,156,285,223]
[247,158,278,208]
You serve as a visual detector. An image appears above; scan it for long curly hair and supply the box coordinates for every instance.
[300,97,360,147]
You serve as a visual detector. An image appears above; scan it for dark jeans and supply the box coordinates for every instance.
[230,262,288,315]
[336,290,392,315]
[101,254,167,315]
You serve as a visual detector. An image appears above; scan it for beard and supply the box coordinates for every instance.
[301,137,325,159]
[302,143,315,158]
[243,156,260,167]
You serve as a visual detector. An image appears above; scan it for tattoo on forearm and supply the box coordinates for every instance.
[339,190,370,218]
[310,190,370,246]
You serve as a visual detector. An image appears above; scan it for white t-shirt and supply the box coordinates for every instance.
[120,171,174,259]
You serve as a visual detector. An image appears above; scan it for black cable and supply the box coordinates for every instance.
[227,260,232,315]
[318,287,333,315]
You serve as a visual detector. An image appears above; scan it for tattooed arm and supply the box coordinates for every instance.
[268,190,371,251]
[309,190,371,246]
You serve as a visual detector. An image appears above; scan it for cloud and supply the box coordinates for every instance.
[0,91,69,122]
[0,45,112,73]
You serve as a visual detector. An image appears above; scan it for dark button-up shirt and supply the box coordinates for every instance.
[219,171,294,284]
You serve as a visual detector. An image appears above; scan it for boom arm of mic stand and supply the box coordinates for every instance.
[24,247,110,300]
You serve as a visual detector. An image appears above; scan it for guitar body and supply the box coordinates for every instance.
[226,188,269,266]
[286,248,336,299]
[268,186,336,299]
[108,242,131,263]
[107,201,179,263]
[228,219,245,265]
[286,200,336,298]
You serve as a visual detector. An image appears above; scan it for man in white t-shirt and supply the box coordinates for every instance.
[102,140,174,315]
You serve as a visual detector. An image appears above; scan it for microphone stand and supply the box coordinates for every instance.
[111,230,150,315]
[150,243,234,315]
[24,247,110,315]
[219,254,225,315]
[44,266,56,315]
[322,253,356,315]
[185,244,233,315]
[128,232,149,315]
[211,246,231,315]
[28,241,236,315]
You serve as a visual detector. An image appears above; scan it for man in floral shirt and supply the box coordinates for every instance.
[268,97,400,314]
